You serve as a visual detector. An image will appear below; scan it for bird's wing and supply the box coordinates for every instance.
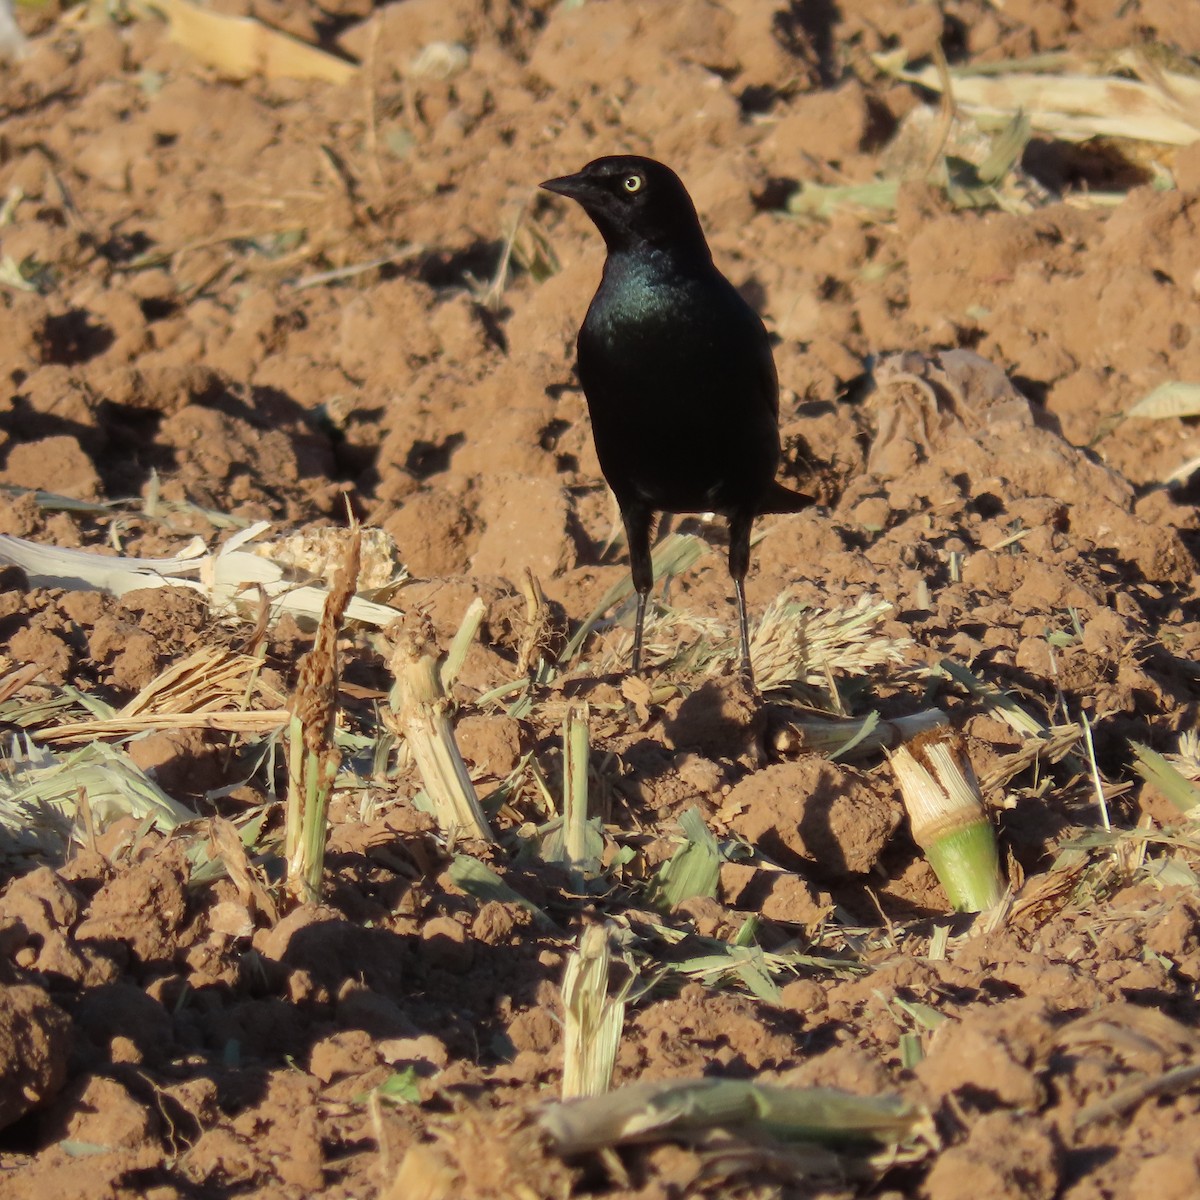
[758,328,780,422]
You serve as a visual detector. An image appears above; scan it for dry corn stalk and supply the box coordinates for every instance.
[890,728,1005,913]
[541,1076,935,1163]
[562,701,591,868]
[561,923,624,1100]
[284,528,359,903]
[877,51,1200,145]
[517,568,555,678]
[440,597,486,692]
[387,613,492,843]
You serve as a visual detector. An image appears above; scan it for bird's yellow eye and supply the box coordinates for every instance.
[622,174,644,194]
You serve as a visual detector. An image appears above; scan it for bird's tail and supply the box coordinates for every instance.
[758,480,814,515]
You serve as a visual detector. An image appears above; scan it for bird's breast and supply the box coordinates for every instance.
[576,262,781,515]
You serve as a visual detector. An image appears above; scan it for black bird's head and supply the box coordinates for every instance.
[540,156,710,259]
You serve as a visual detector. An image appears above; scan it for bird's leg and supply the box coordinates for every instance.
[728,511,755,685]
[632,590,649,675]
[621,504,654,675]
[733,576,752,679]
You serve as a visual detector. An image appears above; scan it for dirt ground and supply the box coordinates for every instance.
[1,0,1200,1196]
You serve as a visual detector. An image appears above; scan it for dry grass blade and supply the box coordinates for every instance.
[141,0,359,84]
[510,212,560,284]
[37,710,290,743]
[745,593,911,690]
[478,196,530,312]
[1167,731,1200,781]
[937,657,1088,778]
[289,245,425,291]
[0,738,197,861]
[1075,1062,1200,1129]
[670,942,782,1004]
[561,923,625,1100]
[0,532,206,593]
[0,740,79,861]
[789,87,1039,221]
[977,722,1082,792]
[539,702,604,877]
[517,569,560,680]
[284,528,359,903]
[209,816,278,925]
[37,646,288,743]
[0,690,92,737]
[0,661,43,704]
[601,592,910,687]
[936,660,1042,733]
[0,255,43,293]
[121,646,281,718]
[448,854,556,929]
[1130,741,1200,815]
[0,0,27,60]
[942,110,1033,210]
[597,606,724,674]
[1127,381,1200,421]
[1008,849,1089,928]
[1166,453,1200,485]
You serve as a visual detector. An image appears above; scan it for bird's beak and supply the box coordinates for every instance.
[539,173,590,200]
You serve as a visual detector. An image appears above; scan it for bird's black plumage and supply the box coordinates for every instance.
[540,155,812,681]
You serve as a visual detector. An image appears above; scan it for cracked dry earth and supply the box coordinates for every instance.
[2,0,1200,1197]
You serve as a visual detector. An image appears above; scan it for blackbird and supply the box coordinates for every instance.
[540,155,812,681]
